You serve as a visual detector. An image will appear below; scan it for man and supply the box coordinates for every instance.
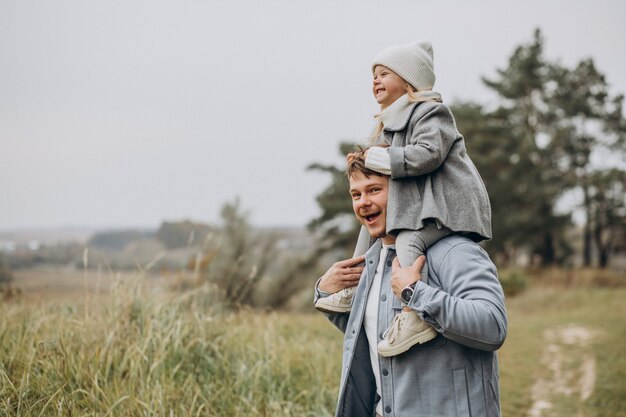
[314,148,507,417]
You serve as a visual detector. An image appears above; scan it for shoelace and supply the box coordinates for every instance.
[383,314,404,344]
[341,287,353,299]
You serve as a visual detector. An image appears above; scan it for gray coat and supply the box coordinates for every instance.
[376,101,492,241]
[315,235,507,417]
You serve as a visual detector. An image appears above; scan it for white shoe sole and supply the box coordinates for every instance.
[377,327,438,357]
[314,300,352,313]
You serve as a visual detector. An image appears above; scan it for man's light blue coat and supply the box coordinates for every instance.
[315,235,507,417]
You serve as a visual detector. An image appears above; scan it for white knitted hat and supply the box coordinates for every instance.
[372,40,435,91]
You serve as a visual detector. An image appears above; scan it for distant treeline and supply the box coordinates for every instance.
[87,221,214,251]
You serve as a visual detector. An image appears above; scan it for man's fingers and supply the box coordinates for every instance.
[343,267,364,275]
[337,255,366,268]
[393,255,425,273]
[350,255,366,265]
[341,274,361,285]
[392,257,401,270]
[412,255,426,271]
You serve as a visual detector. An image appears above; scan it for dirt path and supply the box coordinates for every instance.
[527,324,600,417]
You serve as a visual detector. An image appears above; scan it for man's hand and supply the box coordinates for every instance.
[318,255,366,294]
[391,255,426,299]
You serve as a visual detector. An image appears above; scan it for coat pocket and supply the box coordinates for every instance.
[453,368,471,416]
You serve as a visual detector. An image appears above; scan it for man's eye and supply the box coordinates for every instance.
[351,194,360,200]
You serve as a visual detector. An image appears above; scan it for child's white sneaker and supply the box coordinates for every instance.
[377,310,437,357]
[315,286,355,313]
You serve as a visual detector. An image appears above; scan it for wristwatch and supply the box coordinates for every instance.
[401,282,416,304]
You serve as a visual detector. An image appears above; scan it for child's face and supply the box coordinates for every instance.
[373,65,407,109]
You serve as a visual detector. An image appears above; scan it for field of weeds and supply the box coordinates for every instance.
[1,268,625,416]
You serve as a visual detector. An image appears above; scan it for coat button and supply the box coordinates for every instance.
[379,333,384,340]
[382,369,388,376]
[385,406,392,413]
[381,294,387,301]
[386,259,392,267]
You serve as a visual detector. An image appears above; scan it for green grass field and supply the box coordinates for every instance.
[1,271,625,416]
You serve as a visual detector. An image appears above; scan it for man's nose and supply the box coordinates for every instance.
[357,194,371,208]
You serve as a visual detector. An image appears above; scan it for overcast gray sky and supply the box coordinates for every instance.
[2,0,625,231]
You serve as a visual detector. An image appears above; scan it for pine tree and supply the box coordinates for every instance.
[548,59,626,266]
[306,141,360,257]
[481,29,571,265]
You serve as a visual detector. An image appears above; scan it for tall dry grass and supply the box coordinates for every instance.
[0,274,340,416]
[2,268,625,416]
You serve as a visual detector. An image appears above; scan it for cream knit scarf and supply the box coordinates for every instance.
[379,90,443,130]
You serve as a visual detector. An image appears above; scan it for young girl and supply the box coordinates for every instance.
[315,40,492,357]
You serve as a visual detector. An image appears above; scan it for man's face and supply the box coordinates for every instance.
[349,171,390,242]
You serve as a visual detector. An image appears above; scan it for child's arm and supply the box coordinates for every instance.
[388,103,460,179]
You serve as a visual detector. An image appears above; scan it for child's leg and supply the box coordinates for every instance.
[396,224,449,313]
[353,225,372,258]
[395,221,451,280]
[377,222,451,357]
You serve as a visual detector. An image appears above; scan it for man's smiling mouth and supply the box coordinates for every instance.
[363,212,381,223]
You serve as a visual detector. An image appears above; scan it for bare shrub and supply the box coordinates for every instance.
[499,269,528,297]
[0,257,13,285]
[188,199,279,309]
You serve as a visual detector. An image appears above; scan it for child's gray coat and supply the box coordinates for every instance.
[376,100,492,241]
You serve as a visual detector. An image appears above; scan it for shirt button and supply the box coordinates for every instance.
[382,368,389,376]
[385,406,392,413]
[381,294,387,301]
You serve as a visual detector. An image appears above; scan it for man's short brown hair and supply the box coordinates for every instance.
[346,145,390,178]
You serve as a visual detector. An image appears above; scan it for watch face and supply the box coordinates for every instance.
[401,287,413,303]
